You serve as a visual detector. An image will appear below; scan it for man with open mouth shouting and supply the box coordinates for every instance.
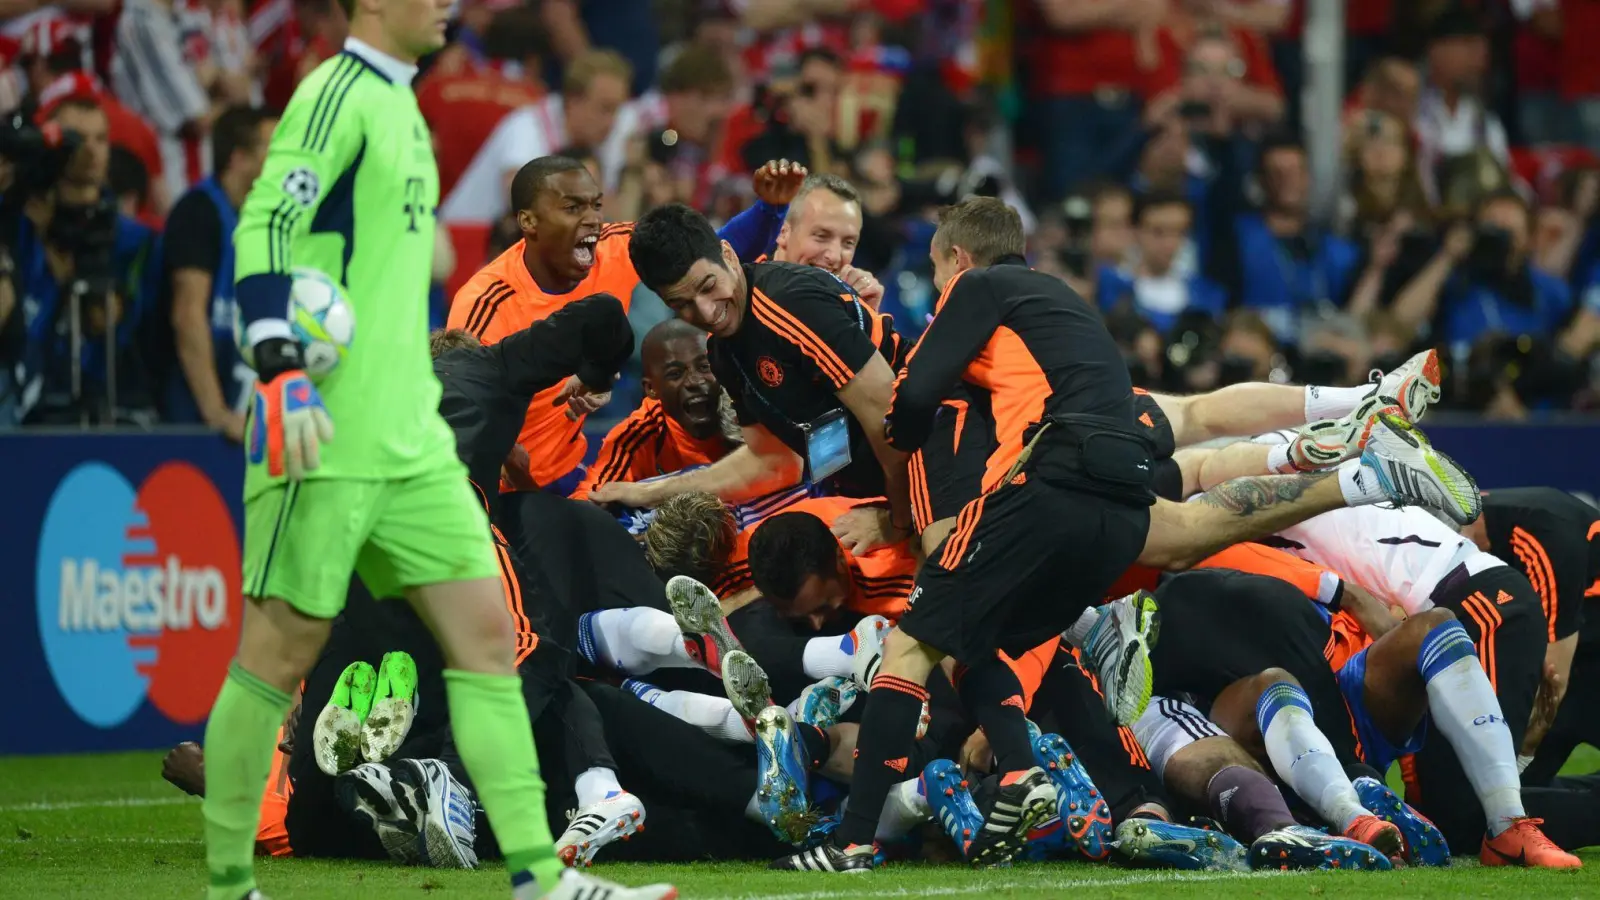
[447,154,805,497]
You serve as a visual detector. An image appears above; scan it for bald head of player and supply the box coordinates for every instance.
[930,195,1026,292]
[510,155,605,293]
[629,202,750,338]
[772,174,863,276]
[641,318,723,440]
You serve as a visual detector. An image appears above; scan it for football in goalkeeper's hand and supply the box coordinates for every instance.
[236,268,355,381]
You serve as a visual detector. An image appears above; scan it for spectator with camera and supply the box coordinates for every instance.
[18,21,168,218]
[1392,190,1575,359]
[2,96,157,426]
[147,105,273,439]
[1096,189,1227,334]
[736,48,844,177]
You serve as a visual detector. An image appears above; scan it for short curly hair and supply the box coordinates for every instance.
[644,491,739,584]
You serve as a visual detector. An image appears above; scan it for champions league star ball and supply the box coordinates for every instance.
[236,267,355,381]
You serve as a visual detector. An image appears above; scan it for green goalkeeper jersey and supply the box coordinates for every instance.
[235,42,454,499]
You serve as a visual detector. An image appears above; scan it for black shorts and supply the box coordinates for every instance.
[494,490,670,653]
[898,477,1150,664]
[1131,390,1182,502]
[1149,569,1360,765]
[909,385,996,533]
[1031,648,1166,822]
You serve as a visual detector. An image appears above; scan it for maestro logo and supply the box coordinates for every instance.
[36,461,241,729]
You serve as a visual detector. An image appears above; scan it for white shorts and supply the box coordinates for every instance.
[1131,694,1226,783]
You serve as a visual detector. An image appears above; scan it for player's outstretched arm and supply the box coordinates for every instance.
[497,292,634,398]
[590,422,803,508]
[884,270,998,454]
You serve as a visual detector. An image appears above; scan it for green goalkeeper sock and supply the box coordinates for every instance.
[443,668,563,891]
[202,662,292,900]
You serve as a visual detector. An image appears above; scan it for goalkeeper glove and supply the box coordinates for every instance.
[248,338,334,480]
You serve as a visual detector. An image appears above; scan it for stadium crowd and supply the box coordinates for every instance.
[3,0,1600,430]
[21,0,1580,896]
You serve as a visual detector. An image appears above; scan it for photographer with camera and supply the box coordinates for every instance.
[0,96,157,426]
[147,106,274,439]
[1392,190,1573,359]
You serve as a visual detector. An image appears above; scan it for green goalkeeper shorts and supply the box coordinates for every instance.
[242,464,499,618]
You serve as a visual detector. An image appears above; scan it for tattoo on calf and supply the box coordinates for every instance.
[1199,472,1332,516]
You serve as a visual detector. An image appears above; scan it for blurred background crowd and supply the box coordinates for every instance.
[4,0,1600,432]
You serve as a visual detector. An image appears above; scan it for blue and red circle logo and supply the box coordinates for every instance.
[35,461,241,729]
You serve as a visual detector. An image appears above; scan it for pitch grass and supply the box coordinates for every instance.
[2,749,1599,899]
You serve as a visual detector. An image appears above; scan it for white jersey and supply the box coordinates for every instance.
[1274,504,1506,616]
[439,92,663,225]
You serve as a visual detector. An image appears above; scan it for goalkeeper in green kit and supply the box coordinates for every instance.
[201,0,676,896]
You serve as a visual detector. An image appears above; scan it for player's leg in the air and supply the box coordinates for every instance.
[1149,348,1441,449]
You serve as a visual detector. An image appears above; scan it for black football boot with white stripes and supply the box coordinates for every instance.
[769,840,877,873]
[965,766,1059,867]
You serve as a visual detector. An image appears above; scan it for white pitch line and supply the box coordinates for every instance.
[3,836,197,845]
[0,796,198,813]
[699,869,1285,900]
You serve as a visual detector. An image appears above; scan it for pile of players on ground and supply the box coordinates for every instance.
[165,166,1594,877]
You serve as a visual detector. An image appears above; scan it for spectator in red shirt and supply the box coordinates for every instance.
[1024,0,1168,202]
[1150,18,1285,132]
[259,0,343,113]
[1512,1,1566,145]
[1562,0,1600,155]
[416,5,547,199]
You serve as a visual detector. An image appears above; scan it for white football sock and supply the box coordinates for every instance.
[627,683,751,743]
[583,607,696,674]
[1305,385,1371,422]
[1418,619,1525,835]
[1257,681,1370,832]
[1266,442,1295,474]
[802,634,856,679]
[875,778,932,841]
[574,767,623,807]
[1337,459,1387,506]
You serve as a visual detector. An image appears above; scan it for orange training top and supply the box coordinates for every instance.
[447,224,639,488]
[714,495,920,619]
[572,397,731,497]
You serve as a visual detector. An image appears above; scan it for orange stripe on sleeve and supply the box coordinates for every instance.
[749,288,854,387]
[1510,528,1558,641]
